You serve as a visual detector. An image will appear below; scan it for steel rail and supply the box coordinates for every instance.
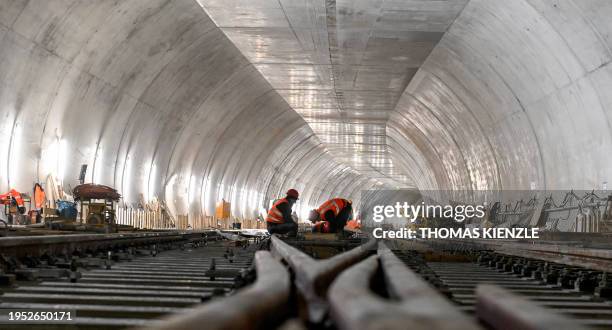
[0,230,216,257]
[269,236,375,323]
[419,238,612,272]
[377,243,480,329]
[476,284,588,330]
[147,250,289,330]
[328,254,393,330]
[328,243,480,330]
[0,231,210,248]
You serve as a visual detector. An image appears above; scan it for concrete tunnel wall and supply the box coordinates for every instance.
[0,0,379,222]
[389,0,612,192]
[1,0,612,223]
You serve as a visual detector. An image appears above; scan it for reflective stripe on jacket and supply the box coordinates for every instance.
[266,198,288,224]
[317,198,347,222]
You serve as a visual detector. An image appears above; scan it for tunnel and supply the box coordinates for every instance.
[1,0,612,329]
[3,0,611,222]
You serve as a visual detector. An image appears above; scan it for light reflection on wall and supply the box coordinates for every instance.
[121,155,132,203]
[188,173,198,214]
[0,116,12,191]
[93,145,104,184]
[201,176,212,217]
[8,124,21,186]
[146,163,157,202]
[58,138,67,184]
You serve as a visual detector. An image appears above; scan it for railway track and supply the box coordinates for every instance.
[0,232,257,329]
[393,248,612,330]
[1,231,612,329]
[428,256,612,329]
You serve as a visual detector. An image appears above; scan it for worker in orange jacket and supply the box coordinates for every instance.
[308,198,352,233]
[265,189,299,236]
[33,183,46,210]
[0,189,26,214]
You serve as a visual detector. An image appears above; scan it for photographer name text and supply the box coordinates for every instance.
[372,227,539,240]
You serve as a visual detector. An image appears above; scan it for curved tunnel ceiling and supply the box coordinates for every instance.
[198,0,469,188]
[1,0,611,223]
[0,0,381,221]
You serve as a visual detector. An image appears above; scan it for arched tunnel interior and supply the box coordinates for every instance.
[1,0,612,329]
[3,0,612,221]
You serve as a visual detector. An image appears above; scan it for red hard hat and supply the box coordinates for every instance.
[286,189,299,199]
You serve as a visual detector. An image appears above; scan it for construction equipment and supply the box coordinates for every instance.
[0,189,29,225]
[82,199,115,226]
[73,184,121,232]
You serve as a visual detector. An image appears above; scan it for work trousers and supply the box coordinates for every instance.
[267,221,297,236]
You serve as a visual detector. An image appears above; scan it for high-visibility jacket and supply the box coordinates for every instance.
[317,198,349,222]
[34,184,46,210]
[266,198,289,224]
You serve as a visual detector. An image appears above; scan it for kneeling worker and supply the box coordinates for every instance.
[266,189,299,236]
[308,198,352,233]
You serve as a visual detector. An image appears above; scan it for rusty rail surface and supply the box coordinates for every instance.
[328,243,480,330]
[146,250,290,330]
[327,255,391,330]
[489,241,612,272]
[476,284,588,330]
[419,238,612,272]
[377,244,480,329]
[269,236,375,322]
[0,230,216,257]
